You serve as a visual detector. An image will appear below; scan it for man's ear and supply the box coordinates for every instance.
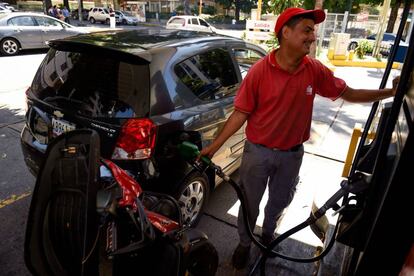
[281,25,291,41]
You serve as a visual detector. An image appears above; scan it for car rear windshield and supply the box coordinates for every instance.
[31,49,150,118]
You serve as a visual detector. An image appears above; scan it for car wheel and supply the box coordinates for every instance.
[185,241,218,276]
[176,172,209,227]
[122,19,127,25]
[1,38,20,56]
[89,17,95,24]
[105,18,110,25]
[348,41,358,51]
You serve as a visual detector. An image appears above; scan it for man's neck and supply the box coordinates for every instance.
[275,48,305,74]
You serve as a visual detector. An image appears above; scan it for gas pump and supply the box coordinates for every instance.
[334,0,414,274]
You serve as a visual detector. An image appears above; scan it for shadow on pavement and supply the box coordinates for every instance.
[0,105,33,276]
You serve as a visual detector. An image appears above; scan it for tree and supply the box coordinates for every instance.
[386,0,402,33]
[309,0,323,57]
[184,0,191,15]
[268,0,302,15]
[216,0,255,20]
[43,0,52,14]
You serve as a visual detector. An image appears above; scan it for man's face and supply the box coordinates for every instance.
[283,18,316,55]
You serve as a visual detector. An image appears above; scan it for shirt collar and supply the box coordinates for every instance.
[268,49,310,73]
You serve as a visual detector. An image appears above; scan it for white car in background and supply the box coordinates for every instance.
[115,10,138,25]
[0,2,16,12]
[166,15,215,33]
[88,7,119,24]
[0,12,88,55]
[0,5,12,13]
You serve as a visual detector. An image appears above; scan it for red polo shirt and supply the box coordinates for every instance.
[234,49,347,150]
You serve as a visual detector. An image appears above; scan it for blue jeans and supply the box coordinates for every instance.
[237,140,304,246]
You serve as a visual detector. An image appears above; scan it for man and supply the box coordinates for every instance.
[200,7,399,270]
[62,6,70,23]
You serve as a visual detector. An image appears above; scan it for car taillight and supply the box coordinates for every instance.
[112,118,156,160]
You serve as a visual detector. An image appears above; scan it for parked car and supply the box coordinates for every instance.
[88,7,119,24]
[166,15,215,33]
[115,10,138,25]
[21,29,266,226]
[347,32,401,56]
[70,8,90,20]
[0,4,11,13]
[0,12,89,55]
[0,2,17,12]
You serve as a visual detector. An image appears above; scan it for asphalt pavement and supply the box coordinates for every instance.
[0,50,399,276]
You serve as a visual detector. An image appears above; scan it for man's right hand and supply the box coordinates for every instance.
[199,110,248,160]
[199,143,220,159]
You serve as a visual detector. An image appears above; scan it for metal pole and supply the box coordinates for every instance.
[257,0,262,20]
[317,10,327,56]
[405,10,414,42]
[373,0,391,57]
[78,0,83,25]
[341,11,349,33]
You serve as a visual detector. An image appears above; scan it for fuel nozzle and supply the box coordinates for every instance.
[178,141,211,165]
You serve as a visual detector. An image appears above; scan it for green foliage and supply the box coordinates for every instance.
[203,5,217,15]
[176,5,184,12]
[265,33,279,51]
[208,15,236,24]
[215,0,255,14]
[241,31,246,40]
[366,5,380,15]
[355,40,373,59]
[303,0,383,13]
[268,0,302,15]
[216,0,233,9]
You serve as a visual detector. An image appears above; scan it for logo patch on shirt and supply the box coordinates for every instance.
[305,85,313,95]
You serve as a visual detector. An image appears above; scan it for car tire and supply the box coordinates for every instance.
[105,18,110,25]
[1,37,20,56]
[89,17,95,24]
[348,41,358,51]
[185,241,218,276]
[176,172,210,227]
[122,19,127,25]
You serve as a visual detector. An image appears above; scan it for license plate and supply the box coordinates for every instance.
[52,117,76,137]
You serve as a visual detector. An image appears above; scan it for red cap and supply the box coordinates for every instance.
[275,7,326,34]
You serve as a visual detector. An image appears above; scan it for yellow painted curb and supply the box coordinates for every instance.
[333,55,347,60]
[330,60,400,69]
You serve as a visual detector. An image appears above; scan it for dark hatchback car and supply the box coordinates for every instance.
[21,29,266,225]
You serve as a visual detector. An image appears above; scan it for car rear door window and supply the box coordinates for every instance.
[35,16,62,27]
[174,48,238,101]
[8,16,36,26]
[31,49,150,118]
[191,18,198,25]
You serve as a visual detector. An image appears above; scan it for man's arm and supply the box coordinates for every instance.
[341,76,400,103]
[200,110,249,158]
